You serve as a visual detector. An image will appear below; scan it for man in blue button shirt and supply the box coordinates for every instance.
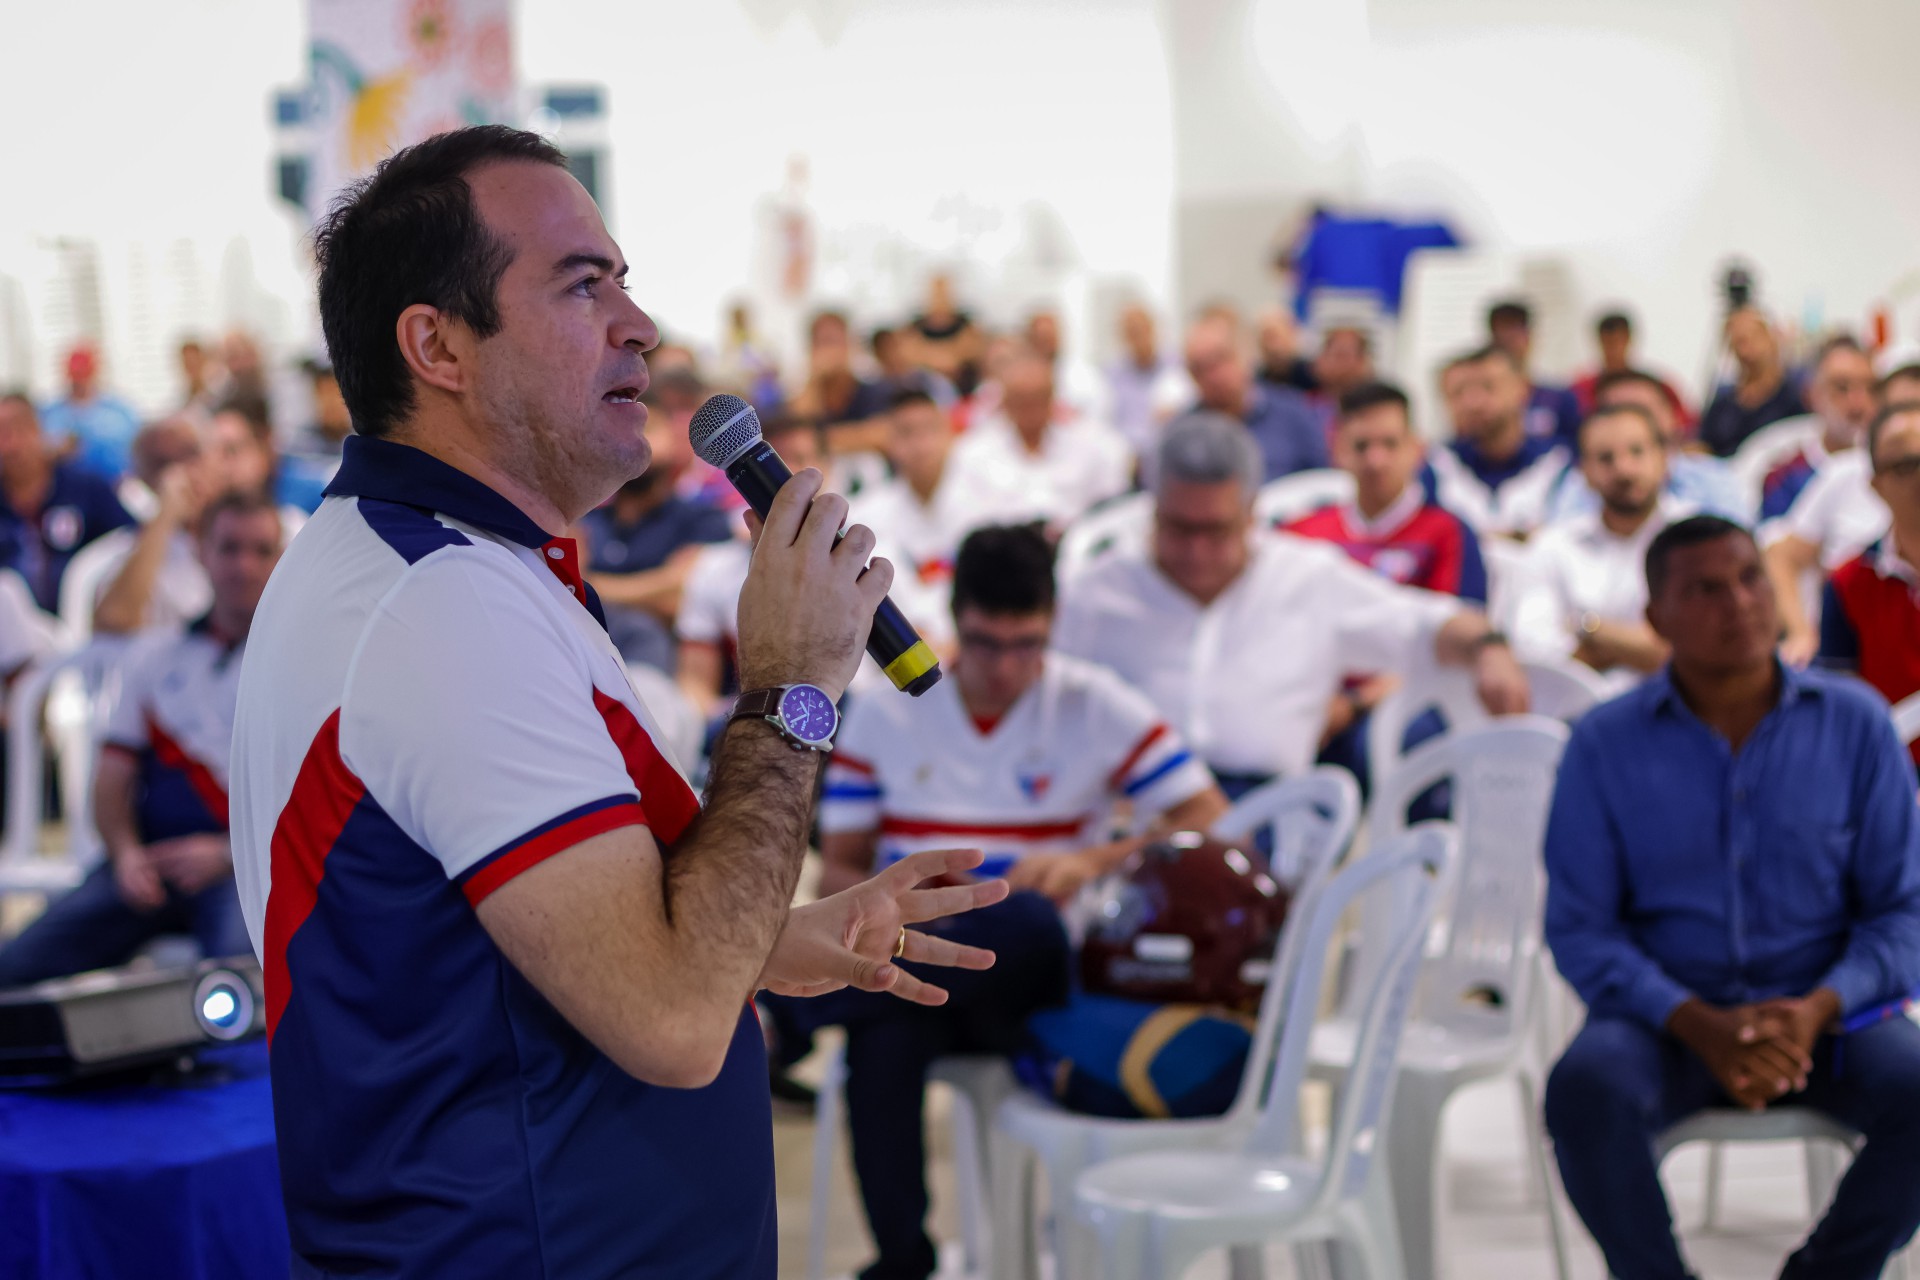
[1543,513,1920,1280]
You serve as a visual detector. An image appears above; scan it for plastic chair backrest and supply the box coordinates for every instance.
[1480,536,1534,635]
[1893,691,1920,748]
[1519,659,1609,723]
[1253,469,1354,527]
[1243,824,1456,1205]
[1367,717,1570,1041]
[56,531,133,644]
[1055,492,1152,586]
[1365,660,1595,789]
[1727,416,1819,514]
[1206,767,1362,1122]
[1,641,123,869]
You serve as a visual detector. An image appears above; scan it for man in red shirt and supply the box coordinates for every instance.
[1821,402,1920,764]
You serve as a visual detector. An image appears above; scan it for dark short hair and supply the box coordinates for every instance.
[809,309,849,340]
[1487,300,1531,330]
[1879,363,1920,395]
[213,395,273,445]
[1337,380,1411,424]
[1577,402,1662,453]
[1645,515,1753,598]
[0,388,32,412]
[1812,333,1868,374]
[1595,310,1632,336]
[200,487,284,539]
[1592,368,1667,402]
[1868,399,1920,466]
[314,125,568,439]
[951,523,1056,617]
[1443,344,1522,379]
[889,387,937,413]
[762,411,819,447]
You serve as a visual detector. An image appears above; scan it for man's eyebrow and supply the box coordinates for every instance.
[551,252,626,279]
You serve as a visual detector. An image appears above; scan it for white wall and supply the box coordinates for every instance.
[1163,0,1920,397]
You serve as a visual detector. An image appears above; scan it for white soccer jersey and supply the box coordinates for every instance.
[818,651,1214,878]
[942,411,1134,529]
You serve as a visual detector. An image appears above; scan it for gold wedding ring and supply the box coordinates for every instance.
[893,928,909,960]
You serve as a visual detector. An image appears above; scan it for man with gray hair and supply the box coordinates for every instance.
[1055,410,1530,795]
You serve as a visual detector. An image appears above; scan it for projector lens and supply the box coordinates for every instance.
[193,969,257,1042]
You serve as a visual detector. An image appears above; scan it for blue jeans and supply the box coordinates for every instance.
[761,890,1071,1280]
[0,861,250,989]
[1546,1014,1920,1280]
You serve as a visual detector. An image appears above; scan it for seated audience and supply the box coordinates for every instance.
[1544,514,1920,1280]
[1184,311,1328,483]
[768,524,1226,1280]
[1514,405,1692,688]
[1488,299,1582,446]
[0,491,284,987]
[40,344,142,482]
[1545,369,1746,523]
[1023,306,1101,412]
[868,326,954,409]
[1819,402,1920,760]
[1104,303,1191,454]
[1253,306,1315,392]
[1751,335,1880,520]
[1570,309,1693,429]
[1427,345,1568,536]
[90,418,218,635]
[906,272,983,395]
[208,399,326,516]
[582,405,750,670]
[1056,411,1527,797]
[942,345,1131,531]
[0,389,135,612]
[175,337,220,423]
[1766,418,1895,667]
[280,359,354,500]
[850,390,972,650]
[1302,326,1375,434]
[792,309,892,454]
[1699,306,1807,457]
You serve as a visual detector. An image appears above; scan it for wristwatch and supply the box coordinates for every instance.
[730,684,840,752]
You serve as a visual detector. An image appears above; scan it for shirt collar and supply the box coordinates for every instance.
[1343,483,1425,539]
[324,435,553,549]
[1646,659,1822,720]
[1871,537,1920,590]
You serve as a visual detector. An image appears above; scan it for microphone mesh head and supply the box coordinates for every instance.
[688,394,763,469]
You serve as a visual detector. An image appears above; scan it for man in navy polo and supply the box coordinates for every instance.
[0,390,135,611]
[229,125,1003,1280]
[1543,514,1920,1280]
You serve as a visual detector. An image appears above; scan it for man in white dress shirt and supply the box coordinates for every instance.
[942,345,1132,532]
[849,389,974,653]
[1514,404,1692,690]
[1055,411,1530,796]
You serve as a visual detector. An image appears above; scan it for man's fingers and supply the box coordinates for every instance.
[832,521,877,567]
[743,511,764,546]
[878,846,986,890]
[855,555,896,606]
[878,967,951,1007]
[901,877,1010,925]
[759,468,823,549]
[900,930,997,971]
[796,490,851,560]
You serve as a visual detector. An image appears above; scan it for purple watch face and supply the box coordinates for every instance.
[779,684,839,744]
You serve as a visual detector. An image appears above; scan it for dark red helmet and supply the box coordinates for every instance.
[1079,831,1291,1012]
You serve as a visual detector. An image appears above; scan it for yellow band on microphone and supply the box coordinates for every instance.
[883,641,940,691]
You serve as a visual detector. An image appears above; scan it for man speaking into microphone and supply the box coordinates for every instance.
[229,125,1004,1278]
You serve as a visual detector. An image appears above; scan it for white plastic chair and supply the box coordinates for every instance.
[1726,415,1819,517]
[0,642,124,896]
[1644,1109,1910,1280]
[1055,492,1152,586]
[1365,659,1601,794]
[1255,468,1354,527]
[1073,824,1458,1280]
[1315,717,1572,1280]
[1892,690,1920,748]
[989,769,1363,1280]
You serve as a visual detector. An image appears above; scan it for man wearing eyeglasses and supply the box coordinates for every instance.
[1820,402,1920,765]
[768,523,1227,1280]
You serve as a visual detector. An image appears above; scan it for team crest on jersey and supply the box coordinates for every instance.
[1015,763,1053,802]
[1370,547,1422,584]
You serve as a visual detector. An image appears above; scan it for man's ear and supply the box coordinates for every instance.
[1645,596,1670,644]
[395,304,466,396]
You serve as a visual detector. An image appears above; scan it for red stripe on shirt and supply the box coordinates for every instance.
[460,800,647,906]
[832,751,877,776]
[1107,724,1169,791]
[262,710,366,1044]
[145,713,230,827]
[595,690,702,848]
[879,815,1088,840]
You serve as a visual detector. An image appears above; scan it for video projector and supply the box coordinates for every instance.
[0,957,265,1085]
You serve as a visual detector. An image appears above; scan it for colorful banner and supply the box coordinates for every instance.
[305,0,517,217]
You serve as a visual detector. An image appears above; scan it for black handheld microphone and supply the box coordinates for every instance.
[688,394,942,697]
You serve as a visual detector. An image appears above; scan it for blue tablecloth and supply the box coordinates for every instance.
[0,1043,288,1280]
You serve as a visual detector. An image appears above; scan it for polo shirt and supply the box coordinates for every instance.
[230,436,771,1279]
[942,411,1133,529]
[1544,664,1920,1030]
[1053,532,1458,779]
[40,393,142,480]
[580,492,735,573]
[1525,382,1582,447]
[1283,484,1489,603]
[0,461,136,611]
[1821,539,1920,763]
[818,652,1214,879]
[102,616,243,841]
[1511,496,1695,687]
[1425,436,1567,537]
[1699,377,1808,458]
[1235,381,1330,482]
